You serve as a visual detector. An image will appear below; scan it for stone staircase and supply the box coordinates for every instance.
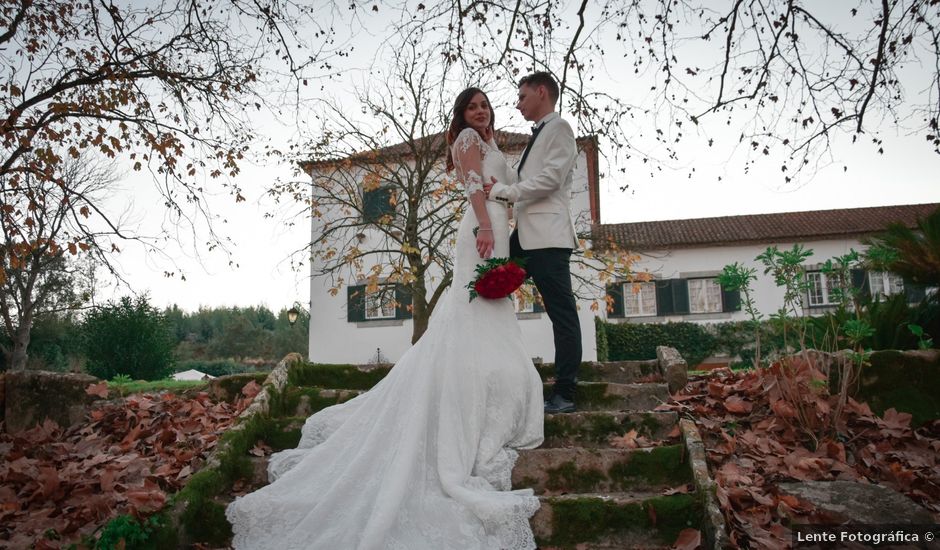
[210,360,705,549]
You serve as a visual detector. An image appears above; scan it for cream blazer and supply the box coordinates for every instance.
[491,112,579,250]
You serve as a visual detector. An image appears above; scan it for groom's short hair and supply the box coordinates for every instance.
[518,72,559,104]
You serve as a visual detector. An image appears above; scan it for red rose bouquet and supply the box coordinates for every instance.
[466,257,529,301]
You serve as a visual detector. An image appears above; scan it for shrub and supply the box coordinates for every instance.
[83,296,175,381]
[594,317,609,362]
[604,322,717,366]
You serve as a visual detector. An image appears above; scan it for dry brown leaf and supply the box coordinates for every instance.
[85,382,109,399]
[672,528,701,550]
[241,380,262,398]
[724,395,752,414]
[609,429,639,449]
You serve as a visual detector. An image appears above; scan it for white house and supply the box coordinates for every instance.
[594,203,939,326]
[306,131,603,365]
[304,123,937,366]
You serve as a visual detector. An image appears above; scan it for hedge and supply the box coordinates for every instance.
[601,320,717,367]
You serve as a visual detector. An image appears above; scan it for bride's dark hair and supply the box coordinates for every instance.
[446,87,495,172]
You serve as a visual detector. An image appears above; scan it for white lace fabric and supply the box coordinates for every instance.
[226,131,542,550]
[452,127,498,197]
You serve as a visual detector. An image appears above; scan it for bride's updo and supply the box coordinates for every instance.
[446,87,495,172]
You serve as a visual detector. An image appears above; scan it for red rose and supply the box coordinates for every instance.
[467,258,529,301]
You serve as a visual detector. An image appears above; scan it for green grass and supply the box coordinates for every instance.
[107,378,208,395]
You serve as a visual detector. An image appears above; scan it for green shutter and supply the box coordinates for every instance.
[395,284,413,319]
[347,285,366,322]
[904,278,927,304]
[655,280,674,316]
[671,279,690,315]
[722,287,741,312]
[606,283,624,318]
[850,269,871,300]
[363,187,393,223]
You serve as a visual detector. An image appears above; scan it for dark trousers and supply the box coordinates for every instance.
[510,230,581,401]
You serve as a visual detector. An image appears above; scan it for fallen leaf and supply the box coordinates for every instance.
[609,429,639,449]
[672,527,701,550]
[85,382,109,399]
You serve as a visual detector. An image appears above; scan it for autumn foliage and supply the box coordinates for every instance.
[663,361,940,547]
[0,385,256,547]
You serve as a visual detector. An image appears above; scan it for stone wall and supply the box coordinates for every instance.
[3,370,99,433]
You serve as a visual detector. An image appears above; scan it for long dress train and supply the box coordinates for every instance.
[225,127,543,549]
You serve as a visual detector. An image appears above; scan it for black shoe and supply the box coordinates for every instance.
[544,394,576,414]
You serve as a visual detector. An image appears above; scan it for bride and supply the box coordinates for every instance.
[225,87,545,550]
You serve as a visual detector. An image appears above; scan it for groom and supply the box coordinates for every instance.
[485,71,581,414]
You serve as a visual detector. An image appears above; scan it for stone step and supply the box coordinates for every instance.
[513,446,691,495]
[550,382,670,412]
[543,411,678,448]
[531,492,702,549]
[271,386,364,417]
[287,381,669,414]
[536,360,663,384]
[289,360,667,392]
[289,363,391,390]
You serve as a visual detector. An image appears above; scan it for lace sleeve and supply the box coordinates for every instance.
[452,128,486,197]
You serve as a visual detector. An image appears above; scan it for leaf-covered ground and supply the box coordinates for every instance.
[660,360,940,548]
[0,381,260,548]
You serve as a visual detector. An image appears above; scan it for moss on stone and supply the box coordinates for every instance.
[850,350,940,427]
[544,383,622,409]
[638,413,666,436]
[268,386,353,418]
[542,493,701,547]
[258,416,304,451]
[176,413,272,543]
[94,512,179,550]
[208,372,270,403]
[582,414,624,443]
[517,475,541,490]
[289,362,390,390]
[180,497,232,546]
[545,460,607,493]
[608,445,691,488]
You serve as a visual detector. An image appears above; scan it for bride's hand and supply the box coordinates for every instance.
[481,126,494,142]
[476,228,495,259]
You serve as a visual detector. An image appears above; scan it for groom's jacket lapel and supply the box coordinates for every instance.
[516,123,546,177]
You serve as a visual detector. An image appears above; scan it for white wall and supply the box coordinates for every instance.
[309,148,598,364]
[604,237,869,325]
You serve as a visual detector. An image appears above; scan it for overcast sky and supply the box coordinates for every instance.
[99,2,940,313]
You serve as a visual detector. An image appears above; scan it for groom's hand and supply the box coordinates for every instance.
[483,176,498,199]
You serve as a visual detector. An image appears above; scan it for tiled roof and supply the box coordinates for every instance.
[593,202,940,250]
[302,130,597,170]
[302,130,531,170]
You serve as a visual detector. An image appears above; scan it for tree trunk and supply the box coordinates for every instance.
[410,277,429,344]
[9,325,30,371]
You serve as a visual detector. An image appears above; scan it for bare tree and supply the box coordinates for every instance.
[274,42,462,343]
[0,0,356,280]
[401,1,940,183]
[0,157,117,370]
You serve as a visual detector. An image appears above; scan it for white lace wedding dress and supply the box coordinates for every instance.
[226,127,544,550]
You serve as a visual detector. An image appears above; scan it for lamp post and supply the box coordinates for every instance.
[287,306,300,326]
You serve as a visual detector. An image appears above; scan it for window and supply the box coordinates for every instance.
[362,185,396,223]
[688,278,722,313]
[365,285,397,320]
[806,271,837,306]
[624,282,657,317]
[868,271,905,300]
[514,285,544,314]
